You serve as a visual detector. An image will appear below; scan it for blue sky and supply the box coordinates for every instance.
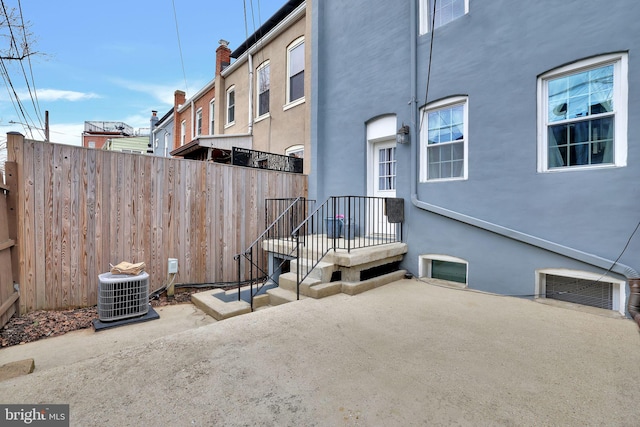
[0,0,287,148]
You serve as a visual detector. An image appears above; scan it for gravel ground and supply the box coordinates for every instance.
[0,287,215,347]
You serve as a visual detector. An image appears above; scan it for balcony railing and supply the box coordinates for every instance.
[232,147,303,173]
[291,196,403,298]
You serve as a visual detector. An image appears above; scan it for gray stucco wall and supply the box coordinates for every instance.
[312,1,640,301]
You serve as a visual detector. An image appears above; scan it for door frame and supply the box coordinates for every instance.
[366,115,397,198]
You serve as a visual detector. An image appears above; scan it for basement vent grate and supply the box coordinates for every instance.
[545,274,613,310]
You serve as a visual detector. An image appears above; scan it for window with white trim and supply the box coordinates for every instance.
[180,120,186,146]
[226,86,235,125]
[287,37,304,104]
[420,96,468,181]
[257,61,270,117]
[209,99,215,134]
[195,108,203,136]
[419,254,468,286]
[285,144,304,159]
[538,53,628,172]
[420,0,468,34]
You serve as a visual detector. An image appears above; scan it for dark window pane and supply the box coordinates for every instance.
[290,71,304,101]
[569,143,590,166]
[259,90,269,116]
[432,260,467,283]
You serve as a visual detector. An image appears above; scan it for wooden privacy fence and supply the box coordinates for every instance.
[5,133,307,314]
[0,177,19,328]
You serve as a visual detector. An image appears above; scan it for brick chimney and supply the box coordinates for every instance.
[216,39,231,76]
[174,90,186,110]
[149,110,159,153]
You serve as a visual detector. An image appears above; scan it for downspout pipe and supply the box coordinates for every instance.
[248,53,254,135]
[190,100,195,138]
[407,2,639,315]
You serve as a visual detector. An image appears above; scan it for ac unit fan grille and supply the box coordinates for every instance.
[98,272,149,321]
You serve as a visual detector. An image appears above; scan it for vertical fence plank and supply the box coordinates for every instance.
[85,148,97,305]
[32,141,46,309]
[20,141,35,312]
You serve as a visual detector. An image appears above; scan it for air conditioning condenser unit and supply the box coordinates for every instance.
[98,272,149,321]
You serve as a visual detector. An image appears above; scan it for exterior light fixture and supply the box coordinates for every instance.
[396,123,410,144]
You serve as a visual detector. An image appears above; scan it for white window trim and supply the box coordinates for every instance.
[420,0,469,35]
[195,108,203,136]
[209,98,215,135]
[256,60,270,119]
[537,53,628,173]
[420,95,469,182]
[180,120,186,146]
[418,254,468,287]
[283,97,305,111]
[285,144,304,158]
[535,268,626,316]
[286,36,305,106]
[226,86,236,127]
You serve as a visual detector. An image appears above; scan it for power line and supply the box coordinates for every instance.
[16,0,44,128]
[0,0,43,139]
[419,0,438,133]
[171,0,188,95]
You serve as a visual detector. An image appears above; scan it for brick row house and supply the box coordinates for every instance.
[167,0,310,174]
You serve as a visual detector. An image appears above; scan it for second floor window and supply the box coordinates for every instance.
[226,86,235,125]
[196,109,203,136]
[287,38,304,103]
[538,53,627,171]
[420,0,468,34]
[209,99,215,134]
[180,120,186,146]
[421,96,468,181]
[257,61,270,117]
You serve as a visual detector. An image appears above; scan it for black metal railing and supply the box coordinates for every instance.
[290,196,403,299]
[235,197,315,309]
[232,147,303,173]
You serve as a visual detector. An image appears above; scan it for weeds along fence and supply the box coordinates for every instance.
[4,134,307,314]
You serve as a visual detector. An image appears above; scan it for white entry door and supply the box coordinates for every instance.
[374,140,397,198]
[371,139,397,235]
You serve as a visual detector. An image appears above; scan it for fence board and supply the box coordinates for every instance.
[5,136,306,312]
[0,188,17,326]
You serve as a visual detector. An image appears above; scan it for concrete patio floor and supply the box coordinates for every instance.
[1,278,639,426]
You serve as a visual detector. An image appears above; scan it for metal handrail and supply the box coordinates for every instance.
[290,196,402,299]
[235,197,315,309]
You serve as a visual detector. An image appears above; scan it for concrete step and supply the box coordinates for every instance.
[278,272,321,293]
[191,289,251,321]
[290,259,336,283]
[341,270,407,296]
[278,272,340,299]
[301,281,342,299]
[267,287,305,306]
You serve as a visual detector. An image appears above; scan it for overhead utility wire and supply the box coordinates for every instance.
[0,0,42,138]
[171,0,189,94]
[17,0,44,129]
[419,0,438,133]
[0,57,33,138]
